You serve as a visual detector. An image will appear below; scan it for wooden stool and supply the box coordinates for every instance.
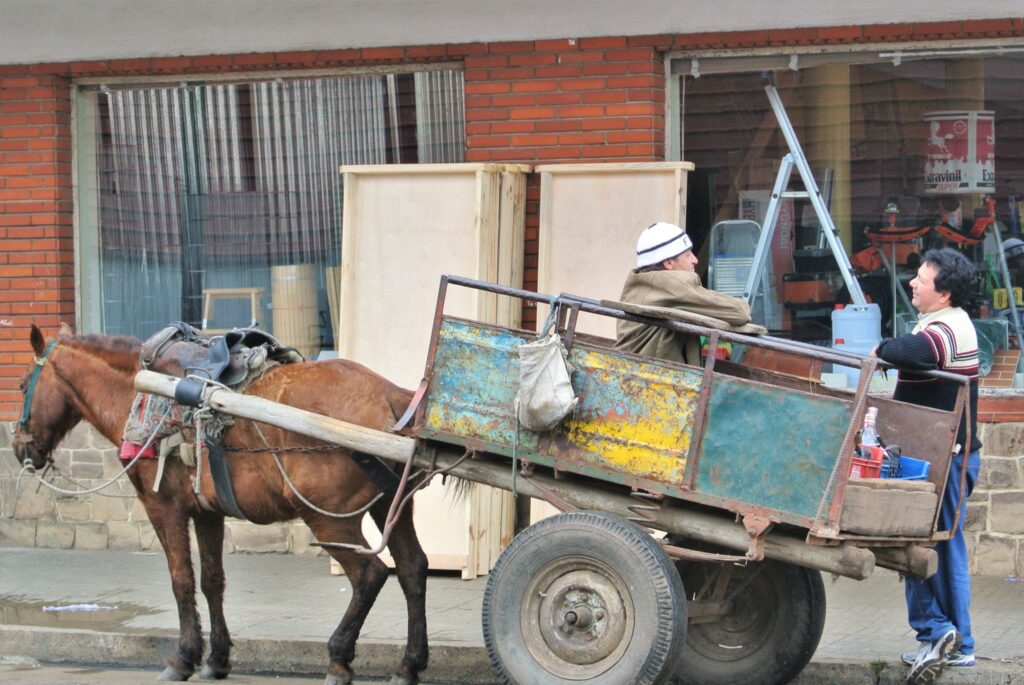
[202,287,264,333]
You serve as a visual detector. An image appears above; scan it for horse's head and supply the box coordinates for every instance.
[12,323,82,470]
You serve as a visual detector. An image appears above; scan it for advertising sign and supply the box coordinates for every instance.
[923,111,995,194]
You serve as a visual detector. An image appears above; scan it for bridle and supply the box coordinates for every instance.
[15,339,58,441]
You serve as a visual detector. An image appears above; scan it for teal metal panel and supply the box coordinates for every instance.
[697,377,851,520]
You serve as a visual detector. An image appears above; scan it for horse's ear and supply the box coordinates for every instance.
[59,321,74,336]
[30,324,46,356]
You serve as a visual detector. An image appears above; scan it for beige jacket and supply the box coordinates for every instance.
[615,269,751,365]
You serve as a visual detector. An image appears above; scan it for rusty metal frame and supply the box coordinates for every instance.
[417,275,972,544]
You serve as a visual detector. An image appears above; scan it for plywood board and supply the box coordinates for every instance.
[338,163,528,577]
[537,162,695,339]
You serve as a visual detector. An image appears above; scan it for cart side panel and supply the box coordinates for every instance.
[697,377,852,521]
[421,318,698,487]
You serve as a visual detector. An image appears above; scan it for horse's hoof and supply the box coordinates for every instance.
[199,663,231,680]
[158,666,193,681]
[323,675,352,685]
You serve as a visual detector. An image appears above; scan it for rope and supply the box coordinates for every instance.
[250,421,385,519]
[20,403,173,498]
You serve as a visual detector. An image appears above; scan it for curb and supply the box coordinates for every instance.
[2,626,1022,684]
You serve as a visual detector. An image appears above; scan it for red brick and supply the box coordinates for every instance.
[510,133,558,147]
[534,65,581,79]
[465,149,491,162]
[406,45,447,58]
[675,32,724,49]
[626,117,661,129]
[491,67,536,80]
[447,43,487,57]
[767,28,818,45]
[557,105,605,118]
[579,37,627,50]
[607,75,659,89]
[582,118,626,131]
[510,80,558,93]
[317,49,362,63]
[559,78,605,91]
[68,60,111,74]
[535,120,581,133]
[509,107,556,120]
[491,121,536,134]
[722,30,769,47]
[483,147,537,161]
[582,145,629,158]
[0,102,42,114]
[534,92,581,106]
[361,47,405,60]
[816,25,863,42]
[607,103,658,116]
[488,41,534,54]
[535,39,575,52]
[463,69,489,81]
[862,23,913,40]
[627,34,674,49]
[557,51,605,64]
[558,132,606,145]
[581,91,628,104]
[510,53,558,66]
[151,56,195,71]
[604,48,657,62]
[466,81,511,95]
[466,55,508,68]
[911,21,964,38]
[187,55,235,70]
[275,50,320,64]
[581,63,629,76]
[608,131,657,144]
[465,94,492,108]
[1,76,39,89]
[469,135,511,148]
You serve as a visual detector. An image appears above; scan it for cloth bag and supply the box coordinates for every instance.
[515,332,577,431]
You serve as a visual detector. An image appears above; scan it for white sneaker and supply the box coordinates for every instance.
[901,643,929,666]
[947,650,975,667]
[906,629,962,685]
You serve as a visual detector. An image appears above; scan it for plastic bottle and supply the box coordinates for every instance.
[861,407,880,447]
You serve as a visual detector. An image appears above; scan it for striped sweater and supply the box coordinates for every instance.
[874,306,981,453]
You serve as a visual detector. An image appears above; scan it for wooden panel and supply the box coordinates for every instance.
[536,162,695,339]
[338,163,529,577]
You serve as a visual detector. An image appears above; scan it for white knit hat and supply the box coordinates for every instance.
[636,222,693,268]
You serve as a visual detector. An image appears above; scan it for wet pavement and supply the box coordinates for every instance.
[1,546,1022,683]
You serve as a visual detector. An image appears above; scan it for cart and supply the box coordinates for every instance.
[135,275,971,685]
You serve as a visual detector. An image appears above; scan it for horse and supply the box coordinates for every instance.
[11,324,428,685]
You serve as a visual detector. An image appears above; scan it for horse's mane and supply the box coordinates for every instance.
[60,332,142,372]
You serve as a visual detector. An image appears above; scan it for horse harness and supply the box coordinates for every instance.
[132,323,400,520]
[16,339,58,439]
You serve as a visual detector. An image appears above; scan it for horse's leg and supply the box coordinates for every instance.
[148,506,204,681]
[370,501,428,685]
[194,513,232,680]
[305,517,389,685]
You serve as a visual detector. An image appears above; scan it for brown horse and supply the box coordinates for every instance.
[12,324,428,685]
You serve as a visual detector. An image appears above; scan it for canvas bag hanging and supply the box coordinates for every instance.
[516,329,578,432]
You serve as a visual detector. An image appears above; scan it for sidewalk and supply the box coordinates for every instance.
[1,547,1022,683]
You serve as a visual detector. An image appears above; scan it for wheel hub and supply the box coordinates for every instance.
[524,562,634,679]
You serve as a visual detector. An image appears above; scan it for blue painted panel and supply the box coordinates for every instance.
[697,377,851,519]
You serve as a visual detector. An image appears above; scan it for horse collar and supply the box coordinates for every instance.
[19,339,58,431]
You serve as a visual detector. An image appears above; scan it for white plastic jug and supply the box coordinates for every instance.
[831,303,881,389]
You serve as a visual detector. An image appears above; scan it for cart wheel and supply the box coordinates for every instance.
[482,511,687,685]
[669,541,826,685]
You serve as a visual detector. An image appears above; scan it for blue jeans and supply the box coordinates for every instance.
[905,449,981,654]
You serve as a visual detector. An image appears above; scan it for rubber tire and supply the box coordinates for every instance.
[670,543,826,685]
[482,511,688,685]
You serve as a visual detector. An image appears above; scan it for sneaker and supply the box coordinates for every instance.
[901,643,929,666]
[947,650,975,667]
[906,629,962,685]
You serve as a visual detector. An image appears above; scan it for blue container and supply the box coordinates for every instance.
[897,456,930,480]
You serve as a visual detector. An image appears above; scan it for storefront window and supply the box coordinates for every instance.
[670,50,1024,339]
[74,68,465,353]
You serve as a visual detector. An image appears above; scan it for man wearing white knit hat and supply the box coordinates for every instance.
[616,222,751,365]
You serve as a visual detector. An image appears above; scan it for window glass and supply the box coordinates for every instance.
[75,69,465,355]
[675,53,1024,337]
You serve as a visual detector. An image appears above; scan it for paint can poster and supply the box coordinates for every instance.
[923,111,995,194]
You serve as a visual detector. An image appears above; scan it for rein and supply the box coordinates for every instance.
[18,339,58,433]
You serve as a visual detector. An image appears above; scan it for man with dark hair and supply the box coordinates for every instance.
[872,247,981,685]
[615,222,750,364]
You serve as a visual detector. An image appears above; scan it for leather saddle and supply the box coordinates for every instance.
[141,322,304,406]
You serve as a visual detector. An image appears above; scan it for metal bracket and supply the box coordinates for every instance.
[741,514,774,562]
